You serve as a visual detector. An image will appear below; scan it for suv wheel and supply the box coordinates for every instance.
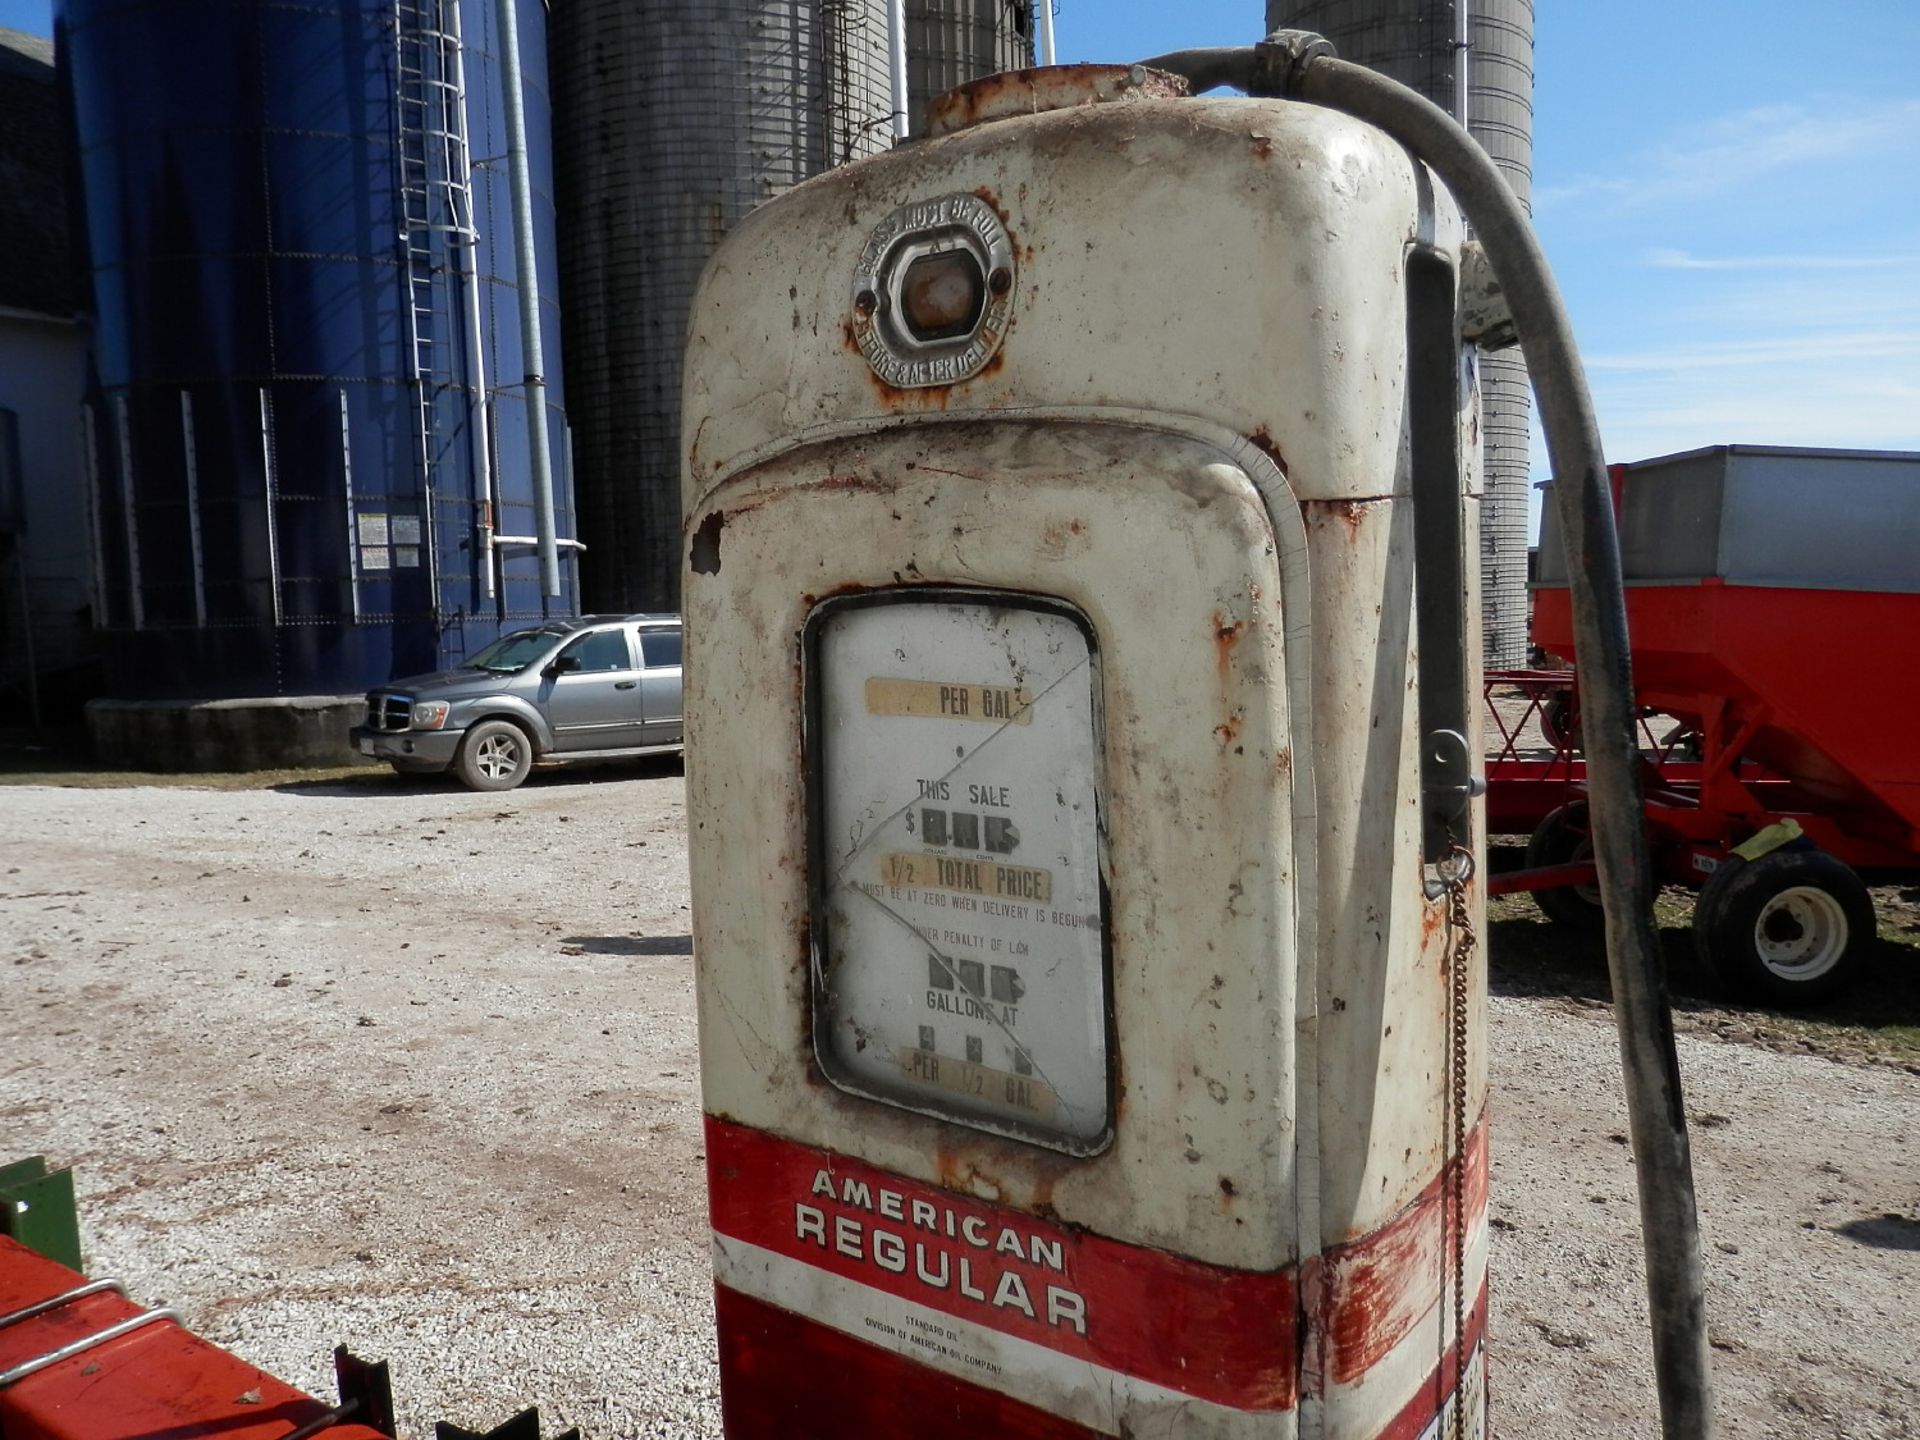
[456,720,534,792]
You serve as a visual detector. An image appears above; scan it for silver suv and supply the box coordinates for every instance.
[351,613,683,791]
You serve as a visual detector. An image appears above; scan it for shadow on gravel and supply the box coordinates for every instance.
[271,770,424,797]
[273,753,684,798]
[1833,1214,1920,1251]
[562,934,694,957]
[1485,842,1920,1066]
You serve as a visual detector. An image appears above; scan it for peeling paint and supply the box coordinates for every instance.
[927,64,1189,139]
[690,509,725,575]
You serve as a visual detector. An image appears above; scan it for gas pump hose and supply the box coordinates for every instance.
[1139,32,1717,1440]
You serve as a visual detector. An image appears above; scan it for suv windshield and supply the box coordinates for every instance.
[463,628,564,673]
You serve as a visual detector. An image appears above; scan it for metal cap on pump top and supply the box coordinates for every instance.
[925,64,1190,138]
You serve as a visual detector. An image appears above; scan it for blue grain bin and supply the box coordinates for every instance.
[58,0,573,699]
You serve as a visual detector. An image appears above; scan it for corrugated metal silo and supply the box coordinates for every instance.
[1265,0,1535,667]
[552,1,895,614]
[57,0,574,701]
[903,0,1033,135]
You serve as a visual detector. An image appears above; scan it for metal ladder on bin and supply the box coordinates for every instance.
[392,0,486,623]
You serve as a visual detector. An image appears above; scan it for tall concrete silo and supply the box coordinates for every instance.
[903,0,1033,135]
[1264,0,1535,667]
[552,1,895,613]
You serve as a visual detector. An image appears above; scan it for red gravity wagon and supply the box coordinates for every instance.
[1494,444,1920,1005]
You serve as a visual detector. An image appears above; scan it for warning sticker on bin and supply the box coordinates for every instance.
[865,678,1032,725]
[879,852,1051,903]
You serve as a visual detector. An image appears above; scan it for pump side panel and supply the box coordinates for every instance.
[686,422,1299,1436]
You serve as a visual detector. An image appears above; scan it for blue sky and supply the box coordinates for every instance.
[9,0,1915,536]
[1055,1,1920,533]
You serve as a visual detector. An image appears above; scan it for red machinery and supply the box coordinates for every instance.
[1490,445,1920,1005]
[0,1163,571,1440]
[0,1235,394,1440]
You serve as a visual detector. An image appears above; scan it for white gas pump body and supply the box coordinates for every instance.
[684,70,1487,1440]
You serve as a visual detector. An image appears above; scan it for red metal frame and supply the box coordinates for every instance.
[1481,669,1919,900]
[0,1237,391,1440]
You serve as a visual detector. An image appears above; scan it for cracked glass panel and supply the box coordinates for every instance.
[811,595,1110,1154]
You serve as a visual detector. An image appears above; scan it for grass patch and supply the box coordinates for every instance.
[0,763,393,790]
[0,733,395,790]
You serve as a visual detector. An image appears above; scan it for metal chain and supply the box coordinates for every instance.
[1439,840,1477,1440]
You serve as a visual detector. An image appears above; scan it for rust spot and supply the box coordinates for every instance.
[926,64,1189,138]
[1040,517,1087,553]
[1274,746,1293,779]
[933,1131,1065,1216]
[1244,427,1288,473]
[690,510,725,575]
[1214,711,1243,746]
[812,471,897,497]
[969,185,1013,232]
[859,342,1010,411]
[1325,499,1369,542]
[1250,133,1273,160]
[1211,611,1247,679]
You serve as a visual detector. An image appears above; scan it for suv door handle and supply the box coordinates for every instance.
[615,680,637,690]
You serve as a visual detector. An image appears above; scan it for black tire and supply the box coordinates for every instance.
[1692,848,1874,1006]
[1540,691,1579,752]
[454,719,534,792]
[1526,802,1607,931]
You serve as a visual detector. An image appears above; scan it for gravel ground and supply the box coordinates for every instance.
[3,772,1917,1437]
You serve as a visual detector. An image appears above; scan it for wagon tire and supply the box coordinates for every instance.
[1692,848,1873,1006]
[455,720,535,792]
[1525,803,1608,932]
[1540,691,1579,752]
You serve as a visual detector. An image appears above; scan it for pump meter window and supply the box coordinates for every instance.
[808,593,1110,1154]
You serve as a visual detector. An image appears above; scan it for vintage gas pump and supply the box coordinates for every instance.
[683,33,1712,1440]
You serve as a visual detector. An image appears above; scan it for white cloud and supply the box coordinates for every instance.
[1643,247,1920,271]
[1583,331,1920,372]
[1536,97,1920,211]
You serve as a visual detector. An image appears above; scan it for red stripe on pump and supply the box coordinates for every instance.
[710,1110,1490,1422]
[716,1283,1104,1439]
[706,1114,1300,1410]
[1370,1279,1491,1440]
[1316,1116,1490,1387]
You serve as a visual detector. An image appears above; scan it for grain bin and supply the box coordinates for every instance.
[551,0,895,613]
[1265,0,1534,667]
[58,0,574,704]
[903,0,1033,135]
